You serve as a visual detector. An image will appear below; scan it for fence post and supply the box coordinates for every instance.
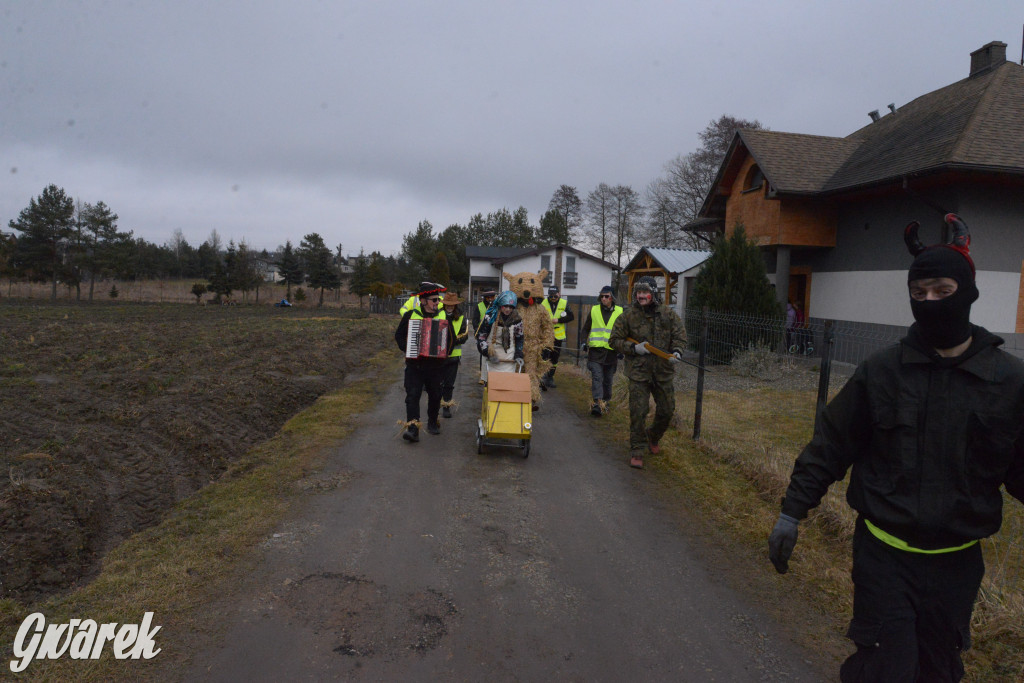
[813,320,836,434]
[575,300,583,367]
[693,306,709,440]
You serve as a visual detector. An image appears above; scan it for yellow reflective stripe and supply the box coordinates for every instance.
[864,519,978,554]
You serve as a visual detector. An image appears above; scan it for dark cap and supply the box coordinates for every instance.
[599,285,615,297]
[548,286,559,295]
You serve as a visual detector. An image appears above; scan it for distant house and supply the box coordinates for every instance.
[255,257,282,283]
[466,244,618,302]
[691,41,1024,335]
[622,247,712,314]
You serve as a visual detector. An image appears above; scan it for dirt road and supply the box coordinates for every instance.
[187,352,830,681]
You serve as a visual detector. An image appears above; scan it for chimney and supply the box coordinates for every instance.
[887,103,897,114]
[868,110,880,122]
[969,41,1007,77]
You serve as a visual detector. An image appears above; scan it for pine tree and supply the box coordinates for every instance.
[349,248,372,307]
[8,184,76,300]
[688,224,781,361]
[276,240,304,299]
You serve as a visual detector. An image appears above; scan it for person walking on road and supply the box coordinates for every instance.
[395,282,454,442]
[580,285,623,417]
[473,289,497,384]
[439,291,470,418]
[768,214,1024,682]
[476,290,524,378]
[540,286,574,389]
[609,277,686,469]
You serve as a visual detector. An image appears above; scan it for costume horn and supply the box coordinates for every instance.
[904,213,971,257]
[903,220,926,256]
[945,213,970,251]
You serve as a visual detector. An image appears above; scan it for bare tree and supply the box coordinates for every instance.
[609,185,643,272]
[653,114,764,245]
[582,183,615,261]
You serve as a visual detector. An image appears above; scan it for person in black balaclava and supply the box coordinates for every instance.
[906,220,978,351]
[768,213,1024,682]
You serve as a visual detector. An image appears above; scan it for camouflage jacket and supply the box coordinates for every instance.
[609,303,687,381]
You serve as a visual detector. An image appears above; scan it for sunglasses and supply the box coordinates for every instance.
[600,294,612,299]
[426,297,440,303]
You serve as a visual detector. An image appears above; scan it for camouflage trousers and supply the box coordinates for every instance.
[628,377,675,451]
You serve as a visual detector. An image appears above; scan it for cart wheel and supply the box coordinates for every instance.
[477,429,484,455]
[521,439,530,458]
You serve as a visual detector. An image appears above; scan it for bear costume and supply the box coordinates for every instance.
[502,269,556,407]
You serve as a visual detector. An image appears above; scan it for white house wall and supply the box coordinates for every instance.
[809,270,1019,333]
[497,250,614,296]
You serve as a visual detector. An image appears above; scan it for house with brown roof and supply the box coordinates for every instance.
[693,41,1024,335]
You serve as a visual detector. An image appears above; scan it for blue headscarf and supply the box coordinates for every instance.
[484,290,517,323]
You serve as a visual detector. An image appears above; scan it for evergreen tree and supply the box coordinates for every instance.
[687,224,781,360]
[8,184,76,300]
[428,251,450,286]
[689,225,778,316]
[348,248,372,307]
[300,232,341,307]
[536,209,569,245]
[276,240,304,298]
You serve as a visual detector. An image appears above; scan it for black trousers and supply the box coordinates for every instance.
[840,517,984,683]
[404,363,444,423]
[441,358,460,402]
[546,339,564,376]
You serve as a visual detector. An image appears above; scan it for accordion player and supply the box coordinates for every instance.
[405,317,450,359]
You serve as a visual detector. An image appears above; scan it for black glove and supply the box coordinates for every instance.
[477,340,488,355]
[768,513,799,574]
[581,343,589,352]
[541,348,551,361]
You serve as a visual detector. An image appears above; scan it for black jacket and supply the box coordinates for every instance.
[782,324,1024,549]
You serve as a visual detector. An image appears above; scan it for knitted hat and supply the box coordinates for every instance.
[599,285,615,299]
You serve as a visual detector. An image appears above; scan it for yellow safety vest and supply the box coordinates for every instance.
[542,297,569,340]
[401,295,443,315]
[588,304,623,349]
[450,315,465,358]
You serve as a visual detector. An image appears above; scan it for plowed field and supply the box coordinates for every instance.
[0,301,393,602]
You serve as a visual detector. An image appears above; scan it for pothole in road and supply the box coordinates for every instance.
[284,573,458,658]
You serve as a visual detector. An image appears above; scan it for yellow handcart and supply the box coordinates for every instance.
[476,369,532,458]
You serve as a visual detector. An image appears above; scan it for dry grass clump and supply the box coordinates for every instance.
[730,343,797,381]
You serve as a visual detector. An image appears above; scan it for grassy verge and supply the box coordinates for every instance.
[0,349,403,680]
[554,363,1024,682]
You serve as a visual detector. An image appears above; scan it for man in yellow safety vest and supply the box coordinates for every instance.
[439,291,470,418]
[399,282,445,316]
[540,286,574,389]
[580,285,622,416]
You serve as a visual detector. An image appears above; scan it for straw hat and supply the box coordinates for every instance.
[442,291,464,307]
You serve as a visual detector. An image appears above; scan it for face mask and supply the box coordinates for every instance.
[907,246,978,349]
[910,285,976,349]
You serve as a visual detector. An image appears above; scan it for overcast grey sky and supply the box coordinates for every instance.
[2,1,1020,255]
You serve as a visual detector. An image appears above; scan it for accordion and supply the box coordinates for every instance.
[406,318,449,359]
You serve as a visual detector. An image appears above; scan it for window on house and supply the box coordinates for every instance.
[563,256,577,288]
[541,255,552,283]
[744,165,764,192]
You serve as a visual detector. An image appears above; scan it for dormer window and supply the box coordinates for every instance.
[744,165,765,191]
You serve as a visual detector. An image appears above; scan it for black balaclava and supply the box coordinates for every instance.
[907,245,977,349]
